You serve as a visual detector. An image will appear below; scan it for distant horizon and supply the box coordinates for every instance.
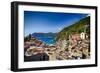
[24,11,88,37]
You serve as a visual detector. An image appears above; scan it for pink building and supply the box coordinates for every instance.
[71,34,81,41]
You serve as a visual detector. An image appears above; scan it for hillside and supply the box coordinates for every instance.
[32,32,57,38]
[56,16,90,40]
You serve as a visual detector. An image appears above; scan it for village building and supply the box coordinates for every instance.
[80,32,86,39]
[71,34,81,41]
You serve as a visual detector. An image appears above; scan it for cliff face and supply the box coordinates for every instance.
[56,16,90,41]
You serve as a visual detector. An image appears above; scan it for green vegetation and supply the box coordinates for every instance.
[56,16,90,40]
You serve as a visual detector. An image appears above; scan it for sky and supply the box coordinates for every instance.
[24,11,88,36]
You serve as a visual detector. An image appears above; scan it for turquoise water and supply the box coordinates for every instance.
[32,33,56,45]
[36,37,56,45]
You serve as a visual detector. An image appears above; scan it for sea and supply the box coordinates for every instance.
[32,33,56,45]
